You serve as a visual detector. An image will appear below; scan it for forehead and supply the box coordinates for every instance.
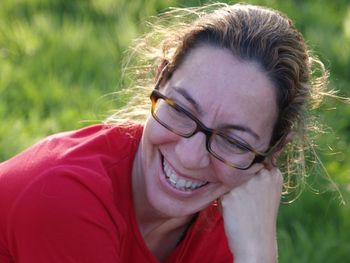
[165,45,278,144]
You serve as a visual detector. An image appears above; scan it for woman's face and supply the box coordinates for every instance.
[136,45,278,218]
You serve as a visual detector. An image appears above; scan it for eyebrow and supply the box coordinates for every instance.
[223,124,260,141]
[173,87,260,141]
[174,87,203,114]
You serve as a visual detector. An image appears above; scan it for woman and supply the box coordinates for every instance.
[0,3,329,263]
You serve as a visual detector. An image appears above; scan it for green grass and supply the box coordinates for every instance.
[1,0,350,262]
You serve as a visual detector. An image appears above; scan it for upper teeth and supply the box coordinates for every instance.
[163,158,207,191]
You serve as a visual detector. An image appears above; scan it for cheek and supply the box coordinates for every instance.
[213,160,258,189]
[143,117,178,147]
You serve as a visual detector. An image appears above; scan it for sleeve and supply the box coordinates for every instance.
[7,166,125,263]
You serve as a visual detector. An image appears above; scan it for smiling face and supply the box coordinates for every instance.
[133,45,278,219]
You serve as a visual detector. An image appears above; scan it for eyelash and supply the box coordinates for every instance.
[168,93,254,150]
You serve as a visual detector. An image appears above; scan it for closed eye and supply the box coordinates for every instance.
[217,134,251,154]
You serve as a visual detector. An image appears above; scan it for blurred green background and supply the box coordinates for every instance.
[0,0,349,261]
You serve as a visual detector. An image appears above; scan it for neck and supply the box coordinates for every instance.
[131,146,195,261]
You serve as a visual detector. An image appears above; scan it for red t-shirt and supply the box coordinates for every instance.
[0,124,233,262]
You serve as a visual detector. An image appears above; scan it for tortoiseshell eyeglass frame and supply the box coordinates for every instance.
[149,67,282,170]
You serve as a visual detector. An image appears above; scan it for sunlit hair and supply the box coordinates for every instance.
[106,3,334,199]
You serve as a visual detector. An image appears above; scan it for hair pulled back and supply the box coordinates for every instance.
[108,3,330,197]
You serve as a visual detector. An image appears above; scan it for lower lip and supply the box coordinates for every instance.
[158,155,207,198]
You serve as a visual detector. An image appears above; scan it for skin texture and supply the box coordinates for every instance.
[221,167,283,263]
[132,45,282,261]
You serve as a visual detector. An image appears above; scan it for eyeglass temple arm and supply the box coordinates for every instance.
[154,64,169,90]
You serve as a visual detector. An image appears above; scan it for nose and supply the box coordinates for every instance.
[174,132,210,169]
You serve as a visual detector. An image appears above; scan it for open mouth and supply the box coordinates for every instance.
[162,157,208,191]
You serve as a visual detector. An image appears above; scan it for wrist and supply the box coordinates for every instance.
[230,236,278,263]
[234,250,277,263]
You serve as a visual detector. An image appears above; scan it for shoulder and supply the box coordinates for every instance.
[0,123,144,253]
[0,122,144,210]
[8,165,121,221]
[0,122,143,176]
[3,166,125,262]
[0,123,143,203]
[41,122,144,162]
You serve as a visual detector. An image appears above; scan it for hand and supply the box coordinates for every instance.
[220,167,283,263]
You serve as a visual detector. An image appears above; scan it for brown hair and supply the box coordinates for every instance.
[107,3,331,197]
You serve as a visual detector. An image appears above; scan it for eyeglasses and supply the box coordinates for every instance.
[150,88,274,170]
